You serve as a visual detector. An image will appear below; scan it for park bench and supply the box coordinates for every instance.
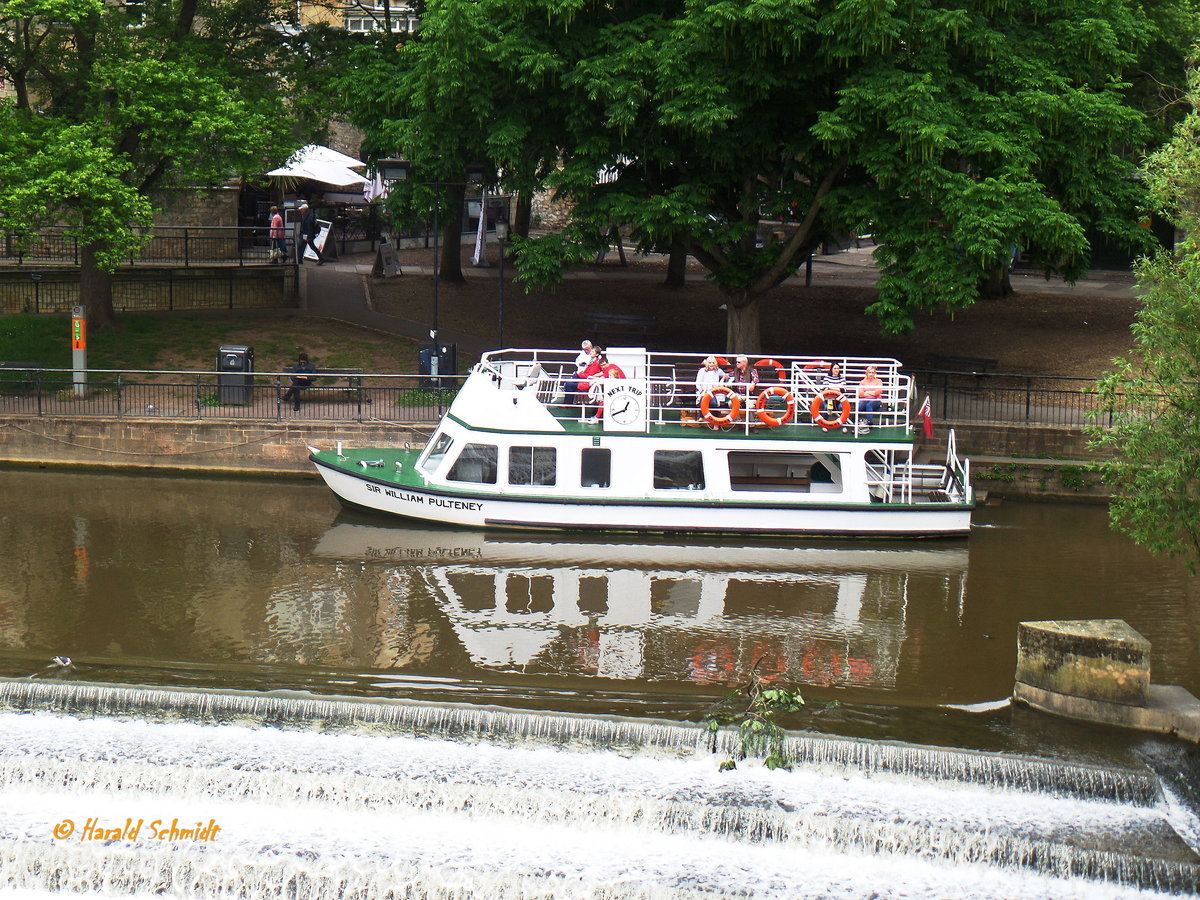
[583,311,659,346]
[923,354,998,374]
[287,366,367,405]
[0,361,44,392]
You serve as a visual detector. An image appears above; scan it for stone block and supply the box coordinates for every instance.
[1015,619,1150,706]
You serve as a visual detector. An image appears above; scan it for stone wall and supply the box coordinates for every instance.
[0,417,432,477]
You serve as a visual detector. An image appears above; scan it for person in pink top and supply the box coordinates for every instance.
[856,365,884,433]
[268,206,288,263]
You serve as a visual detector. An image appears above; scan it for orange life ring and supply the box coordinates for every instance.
[802,360,829,372]
[755,386,796,426]
[810,388,850,429]
[754,358,787,382]
[701,387,741,426]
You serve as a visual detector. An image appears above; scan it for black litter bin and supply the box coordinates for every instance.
[216,344,254,404]
[419,343,456,390]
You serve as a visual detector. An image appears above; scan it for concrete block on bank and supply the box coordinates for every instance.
[1014,619,1200,744]
[1015,619,1150,706]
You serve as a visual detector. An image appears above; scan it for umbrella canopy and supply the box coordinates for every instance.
[266,144,367,187]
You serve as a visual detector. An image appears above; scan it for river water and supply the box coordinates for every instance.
[1,468,1199,898]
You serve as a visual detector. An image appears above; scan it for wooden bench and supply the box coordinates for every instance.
[0,361,44,391]
[289,367,366,404]
[583,311,659,345]
[924,354,998,373]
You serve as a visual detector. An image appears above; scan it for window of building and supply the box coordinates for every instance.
[581,448,611,488]
[653,450,704,490]
[447,444,498,484]
[509,446,557,486]
[344,0,418,32]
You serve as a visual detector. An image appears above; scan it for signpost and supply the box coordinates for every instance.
[372,237,402,278]
[71,306,87,397]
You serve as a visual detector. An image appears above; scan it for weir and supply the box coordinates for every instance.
[1,680,1198,899]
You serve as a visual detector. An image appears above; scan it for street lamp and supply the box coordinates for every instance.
[377,158,488,378]
[495,218,508,348]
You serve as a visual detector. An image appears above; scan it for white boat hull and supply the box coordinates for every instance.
[313,459,972,538]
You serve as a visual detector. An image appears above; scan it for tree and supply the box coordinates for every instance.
[1092,62,1200,569]
[353,0,1194,352]
[339,0,567,284]
[0,0,310,330]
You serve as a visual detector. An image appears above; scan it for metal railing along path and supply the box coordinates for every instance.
[0,365,1120,430]
[0,367,465,424]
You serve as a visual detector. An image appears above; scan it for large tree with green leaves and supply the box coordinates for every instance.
[0,0,335,330]
[348,0,1193,352]
[1092,61,1200,569]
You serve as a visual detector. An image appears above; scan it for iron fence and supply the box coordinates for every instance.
[906,369,1115,428]
[0,367,465,423]
[0,365,1120,429]
[0,269,294,316]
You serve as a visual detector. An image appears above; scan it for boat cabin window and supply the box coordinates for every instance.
[727,450,843,493]
[447,443,498,484]
[653,450,704,490]
[510,446,557,486]
[580,448,611,488]
[419,432,454,473]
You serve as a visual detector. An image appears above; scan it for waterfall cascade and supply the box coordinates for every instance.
[1,679,1197,899]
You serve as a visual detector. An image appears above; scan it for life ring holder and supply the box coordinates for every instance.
[755,386,796,427]
[754,358,787,383]
[810,388,850,429]
[700,387,742,427]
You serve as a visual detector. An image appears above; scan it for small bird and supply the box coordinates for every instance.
[146,404,156,413]
[28,656,74,679]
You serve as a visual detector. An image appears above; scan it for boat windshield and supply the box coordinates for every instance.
[419,432,454,474]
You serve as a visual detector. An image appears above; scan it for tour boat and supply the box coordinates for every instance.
[308,348,974,538]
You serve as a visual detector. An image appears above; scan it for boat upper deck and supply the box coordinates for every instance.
[457,349,917,442]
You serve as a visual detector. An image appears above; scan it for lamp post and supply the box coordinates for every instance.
[495,218,508,349]
[377,158,488,381]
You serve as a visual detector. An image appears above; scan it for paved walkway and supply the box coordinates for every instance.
[300,244,1137,359]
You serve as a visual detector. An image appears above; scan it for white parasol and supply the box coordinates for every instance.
[267,144,368,187]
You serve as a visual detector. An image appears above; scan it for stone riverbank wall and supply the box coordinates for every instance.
[0,416,1110,500]
[0,417,432,478]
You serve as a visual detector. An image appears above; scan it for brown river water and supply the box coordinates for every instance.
[1,467,1198,765]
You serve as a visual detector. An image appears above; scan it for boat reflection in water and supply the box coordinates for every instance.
[313,520,969,694]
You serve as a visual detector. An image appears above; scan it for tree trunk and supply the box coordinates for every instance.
[724,290,761,354]
[663,243,687,288]
[79,242,116,331]
[513,192,532,240]
[978,265,1013,299]
[438,182,466,284]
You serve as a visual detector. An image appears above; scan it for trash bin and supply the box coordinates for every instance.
[419,343,456,390]
[216,344,254,404]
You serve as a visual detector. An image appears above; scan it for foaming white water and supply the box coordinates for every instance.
[0,706,1197,899]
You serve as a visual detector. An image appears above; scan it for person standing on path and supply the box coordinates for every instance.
[298,204,325,265]
[269,206,287,263]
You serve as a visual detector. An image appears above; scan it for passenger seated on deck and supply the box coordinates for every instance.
[565,345,601,404]
[694,355,729,406]
[819,362,846,415]
[585,352,625,423]
[856,365,884,434]
[727,355,759,403]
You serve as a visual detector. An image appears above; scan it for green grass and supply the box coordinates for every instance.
[0,313,235,370]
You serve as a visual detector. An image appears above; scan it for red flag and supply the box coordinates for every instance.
[918,395,934,438]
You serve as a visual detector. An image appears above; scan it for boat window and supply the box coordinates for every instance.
[509,446,557,486]
[727,450,843,493]
[420,432,454,473]
[581,448,611,488]
[447,443,498,484]
[653,450,704,490]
